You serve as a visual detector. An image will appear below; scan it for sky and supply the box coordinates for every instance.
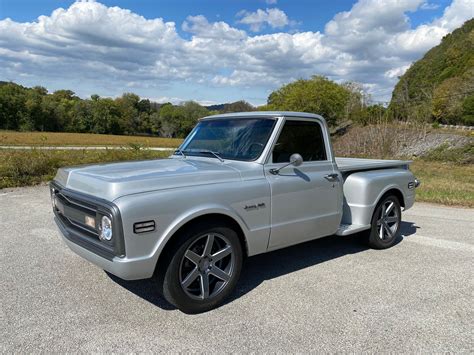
[0,0,472,106]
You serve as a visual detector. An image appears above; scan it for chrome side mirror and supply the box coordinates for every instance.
[270,153,304,175]
[289,153,303,167]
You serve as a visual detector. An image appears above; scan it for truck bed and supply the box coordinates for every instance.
[335,157,411,173]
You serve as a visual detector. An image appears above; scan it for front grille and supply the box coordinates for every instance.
[54,191,100,239]
[50,181,125,259]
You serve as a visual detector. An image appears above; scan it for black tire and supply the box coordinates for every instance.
[366,194,402,249]
[156,221,243,314]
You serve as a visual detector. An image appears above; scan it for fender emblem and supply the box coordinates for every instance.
[244,203,265,211]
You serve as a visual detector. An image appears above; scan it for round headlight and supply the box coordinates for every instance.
[100,216,113,241]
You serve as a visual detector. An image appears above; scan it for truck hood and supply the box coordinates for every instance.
[54,158,241,201]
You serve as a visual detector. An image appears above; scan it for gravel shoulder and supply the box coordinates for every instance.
[1,186,473,352]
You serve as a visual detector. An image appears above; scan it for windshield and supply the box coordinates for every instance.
[177,118,276,161]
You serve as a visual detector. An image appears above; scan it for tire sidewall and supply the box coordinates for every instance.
[162,223,243,314]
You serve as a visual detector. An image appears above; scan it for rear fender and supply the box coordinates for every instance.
[342,168,416,226]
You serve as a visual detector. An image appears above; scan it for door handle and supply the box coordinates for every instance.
[324,173,339,182]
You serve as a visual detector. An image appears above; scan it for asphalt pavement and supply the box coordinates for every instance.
[1,185,473,352]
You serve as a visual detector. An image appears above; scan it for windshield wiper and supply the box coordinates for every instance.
[182,149,224,162]
[174,149,186,158]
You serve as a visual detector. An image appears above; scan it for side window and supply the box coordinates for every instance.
[272,120,327,163]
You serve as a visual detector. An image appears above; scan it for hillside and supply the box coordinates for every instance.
[390,19,474,125]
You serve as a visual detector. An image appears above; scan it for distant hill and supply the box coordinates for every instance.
[205,104,226,111]
[206,100,255,113]
[390,19,474,125]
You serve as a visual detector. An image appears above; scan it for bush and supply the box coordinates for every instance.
[423,143,474,164]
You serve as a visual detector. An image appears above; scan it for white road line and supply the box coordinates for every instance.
[404,234,474,253]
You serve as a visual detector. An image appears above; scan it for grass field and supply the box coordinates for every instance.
[409,161,473,207]
[0,149,170,189]
[0,131,182,148]
[1,148,472,207]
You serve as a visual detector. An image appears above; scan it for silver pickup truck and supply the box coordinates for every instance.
[51,111,419,313]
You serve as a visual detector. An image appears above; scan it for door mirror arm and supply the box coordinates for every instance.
[269,153,303,175]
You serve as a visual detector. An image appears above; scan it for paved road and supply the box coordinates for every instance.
[0,145,174,151]
[1,186,473,352]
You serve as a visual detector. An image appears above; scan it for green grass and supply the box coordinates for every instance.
[410,161,473,207]
[0,148,170,189]
[0,130,182,148]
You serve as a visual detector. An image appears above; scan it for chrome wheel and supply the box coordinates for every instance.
[376,199,400,240]
[179,233,235,300]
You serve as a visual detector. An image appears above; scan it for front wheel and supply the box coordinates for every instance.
[158,222,243,313]
[366,194,402,249]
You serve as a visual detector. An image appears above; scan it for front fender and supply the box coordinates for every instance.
[155,204,250,257]
[114,180,271,278]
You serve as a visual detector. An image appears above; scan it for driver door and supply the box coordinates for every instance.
[265,119,342,250]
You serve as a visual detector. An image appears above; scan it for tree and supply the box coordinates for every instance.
[115,93,140,134]
[461,94,474,125]
[179,101,209,136]
[0,82,28,130]
[432,77,464,124]
[222,100,255,113]
[343,82,371,124]
[266,76,351,126]
[158,103,179,137]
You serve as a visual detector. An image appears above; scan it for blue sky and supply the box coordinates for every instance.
[0,0,449,29]
[0,0,471,105]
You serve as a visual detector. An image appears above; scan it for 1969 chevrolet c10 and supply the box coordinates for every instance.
[51,111,420,313]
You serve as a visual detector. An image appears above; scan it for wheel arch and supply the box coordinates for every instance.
[154,211,249,277]
[376,186,406,209]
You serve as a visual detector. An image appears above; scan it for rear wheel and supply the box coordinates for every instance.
[367,194,401,249]
[158,222,243,313]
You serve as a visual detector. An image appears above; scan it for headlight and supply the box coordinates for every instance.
[99,216,113,241]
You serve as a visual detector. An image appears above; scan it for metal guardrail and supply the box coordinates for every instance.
[437,124,473,131]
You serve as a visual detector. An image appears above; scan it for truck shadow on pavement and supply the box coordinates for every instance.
[107,221,419,311]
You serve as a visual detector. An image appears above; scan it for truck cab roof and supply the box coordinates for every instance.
[201,111,325,121]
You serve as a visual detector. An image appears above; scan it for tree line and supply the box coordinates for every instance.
[0,78,384,139]
[0,82,221,137]
[1,75,471,140]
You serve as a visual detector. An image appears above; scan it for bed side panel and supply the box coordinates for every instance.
[342,168,416,226]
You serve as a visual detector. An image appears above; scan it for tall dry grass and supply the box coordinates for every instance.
[332,121,458,159]
[333,121,428,158]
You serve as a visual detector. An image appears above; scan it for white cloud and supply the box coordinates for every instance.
[0,0,472,104]
[420,2,440,10]
[183,15,246,40]
[434,0,473,29]
[237,8,289,32]
[385,65,411,79]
